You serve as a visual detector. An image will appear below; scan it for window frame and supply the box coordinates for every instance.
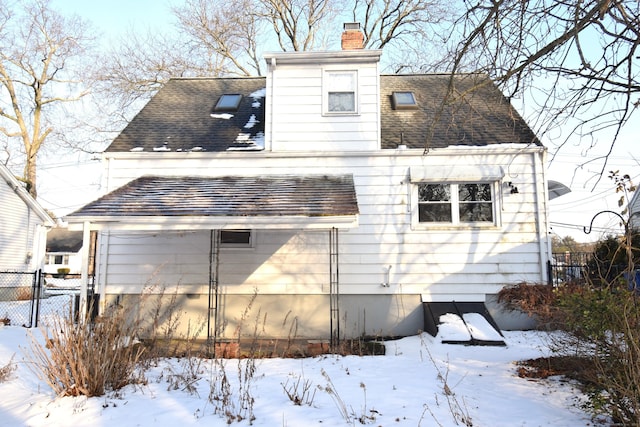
[214,94,243,112]
[411,181,500,229]
[323,70,359,115]
[220,229,254,249]
[46,253,70,265]
[391,91,418,110]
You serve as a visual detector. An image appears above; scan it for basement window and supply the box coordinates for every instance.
[391,92,418,110]
[214,94,242,111]
[220,229,253,248]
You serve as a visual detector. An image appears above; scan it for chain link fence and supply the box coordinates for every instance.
[0,270,80,327]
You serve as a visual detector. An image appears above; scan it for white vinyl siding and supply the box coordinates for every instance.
[267,63,380,151]
[0,178,50,271]
[98,147,547,302]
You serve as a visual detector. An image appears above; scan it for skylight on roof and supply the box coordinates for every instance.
[214,94,242,111]
[391,91,418,110]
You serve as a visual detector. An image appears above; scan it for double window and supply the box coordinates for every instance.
[324,70,358,114]
[417,183,494,224]
[410,166,502,228]
[46,254,70,265]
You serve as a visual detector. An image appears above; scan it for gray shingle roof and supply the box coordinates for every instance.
[106,78,266,153]
[68,175,358,218]
[380,74,541,149]
[105,73,540,153]
[46,229,83,252]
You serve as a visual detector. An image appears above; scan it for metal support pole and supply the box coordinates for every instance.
[329,227,340,351]
[207,229,221,356]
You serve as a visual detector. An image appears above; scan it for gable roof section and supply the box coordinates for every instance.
[106,77,267,153]
[380,74,541,149]
[46,228,83,252]
[66,174,359,230]
[106,74,540,153]
[0,163,55,227]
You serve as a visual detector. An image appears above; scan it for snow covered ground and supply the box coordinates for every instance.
[0,320,598,427]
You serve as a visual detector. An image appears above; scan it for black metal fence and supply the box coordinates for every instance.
[550,252,591,285]
[0,270,79,327]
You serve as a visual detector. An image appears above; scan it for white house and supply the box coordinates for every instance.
[66,26,551,343]
[44,228,84,275]
[0,163,55,272]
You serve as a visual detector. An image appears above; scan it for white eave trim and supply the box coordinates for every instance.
[0,164,55,227]
[65,214,359,231]
[409,166,505,182]
[264,50,382,66]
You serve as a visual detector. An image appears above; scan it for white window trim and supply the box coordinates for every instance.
[322,69,359,115]
[220,229,255,249]
[410,181,502,230]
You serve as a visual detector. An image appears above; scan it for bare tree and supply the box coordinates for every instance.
[354,0,449,49]
[94,30,203,117]
[256,0,345,51]
[175,0,264,75]
[444,0,639,180]
[101,0,451,109]
[97,0,265,115]
[0,0,93,197]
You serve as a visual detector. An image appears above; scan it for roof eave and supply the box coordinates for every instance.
[0,164,55,227]
[264,49,382,66]
[65,214,359,232]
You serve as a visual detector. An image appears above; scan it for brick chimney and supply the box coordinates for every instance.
[341,22,364,50]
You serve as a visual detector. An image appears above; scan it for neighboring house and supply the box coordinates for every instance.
[0,163,55,272]
[44,228,83,275]
[66,25,552,341]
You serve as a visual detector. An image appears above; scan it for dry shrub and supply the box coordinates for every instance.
[26,304,145,397]
[0,357,16,382]
[497,282,586,328]
[16,287,32,301]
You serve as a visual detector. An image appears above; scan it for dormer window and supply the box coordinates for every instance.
[324,71,358,114]
[391,91,418,110]
[214,94,242,111]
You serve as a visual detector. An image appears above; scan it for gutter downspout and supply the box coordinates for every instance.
[533,149,551,283]
[267,57,276,152]
[79,221,91,320]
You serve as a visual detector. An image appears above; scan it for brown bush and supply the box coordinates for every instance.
[26,304,145,397]
[497,282,587,328]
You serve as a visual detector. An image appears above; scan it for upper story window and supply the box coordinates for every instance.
[324,71,358,114]
[214,94,242,111]
[391,91,418,110]
[417,183,494,224]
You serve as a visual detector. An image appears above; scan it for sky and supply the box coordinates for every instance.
[37,0,639,243]
[0,297,600,426]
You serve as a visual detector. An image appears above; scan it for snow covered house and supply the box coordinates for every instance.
[66,27,551,342]
[0,163,55,272]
